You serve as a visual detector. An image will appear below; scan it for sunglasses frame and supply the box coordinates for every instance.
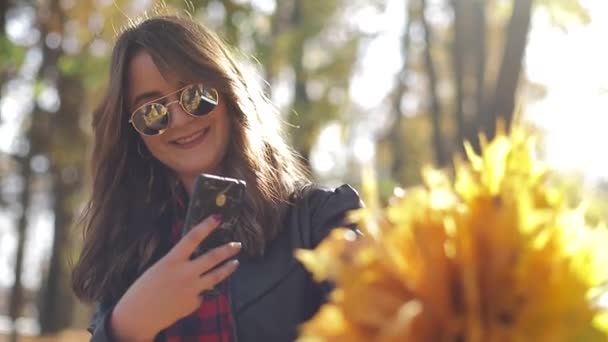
[129,83,219,136]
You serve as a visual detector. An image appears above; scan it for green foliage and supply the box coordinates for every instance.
[0,35,26,71]
[58,54,108,90]
[57,56,80,76]
[536,0,591,27]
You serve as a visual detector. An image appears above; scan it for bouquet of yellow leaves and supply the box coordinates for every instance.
[296,127,608,342]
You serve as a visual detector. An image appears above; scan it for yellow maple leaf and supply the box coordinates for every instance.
[296,126,608,342]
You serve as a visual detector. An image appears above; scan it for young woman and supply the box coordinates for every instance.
[71,14,361,342]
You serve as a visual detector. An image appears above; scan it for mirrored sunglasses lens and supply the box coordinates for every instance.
[181,84,219,116]
[133,103,169,135]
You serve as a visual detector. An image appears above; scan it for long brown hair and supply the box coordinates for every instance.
[72,15,311,303]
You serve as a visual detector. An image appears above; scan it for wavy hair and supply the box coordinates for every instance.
[72,15,311,303]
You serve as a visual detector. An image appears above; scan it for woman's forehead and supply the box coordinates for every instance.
[126,51,199,104]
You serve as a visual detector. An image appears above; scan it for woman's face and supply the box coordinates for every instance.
[127,50,231,191]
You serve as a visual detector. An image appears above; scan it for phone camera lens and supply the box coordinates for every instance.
[216,193,227,207]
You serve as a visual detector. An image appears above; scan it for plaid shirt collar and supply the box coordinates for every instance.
[158,184,236,342]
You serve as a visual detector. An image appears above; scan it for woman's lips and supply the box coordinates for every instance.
[171,127,209,149]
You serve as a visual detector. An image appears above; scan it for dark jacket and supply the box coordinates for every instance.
[88,184,361,342]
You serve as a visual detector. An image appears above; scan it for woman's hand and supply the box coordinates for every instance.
[109,215,241,341]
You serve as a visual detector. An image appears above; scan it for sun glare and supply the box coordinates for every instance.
[525,1,608,184]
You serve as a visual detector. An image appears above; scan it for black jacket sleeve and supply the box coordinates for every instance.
[306,184,362,247]
[300,184,362,301]
[88,302,115,342]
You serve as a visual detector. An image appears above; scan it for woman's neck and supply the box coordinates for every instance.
[178,174,197,197]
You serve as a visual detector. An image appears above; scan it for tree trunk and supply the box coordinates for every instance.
[468,0,487,152]
[38,165,76,332]
[27,0,79,332]
[220,0,245,49]
[8,158,31,342]
[420,0,446,167]
[450,0,466,153]
[473,0,486,127]
[386,1,412,179]
[263,0,296,89]
[39,75,82,330]
[0,0,13,34]
[287,0,314,168]
[485,0,532,138]
[1,0,15,83]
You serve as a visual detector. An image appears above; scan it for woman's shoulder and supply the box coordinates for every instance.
[298,183,361,212]
[288,183,362,247]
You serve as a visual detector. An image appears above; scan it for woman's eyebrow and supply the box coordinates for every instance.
[132,90,163,109]
[131,83,191,109]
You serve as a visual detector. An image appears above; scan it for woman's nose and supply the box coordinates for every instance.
[166,100,193,127]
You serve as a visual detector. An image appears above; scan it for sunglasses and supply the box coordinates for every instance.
[129,83,219,136]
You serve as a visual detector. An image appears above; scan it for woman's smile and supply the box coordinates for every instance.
[170,126,210,149]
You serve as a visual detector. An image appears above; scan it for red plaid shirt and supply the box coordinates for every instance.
[160,192,236,342]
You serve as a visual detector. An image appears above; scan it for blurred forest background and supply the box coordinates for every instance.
[0,0,606,340]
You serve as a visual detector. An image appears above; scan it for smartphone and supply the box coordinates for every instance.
[181,173,246,260]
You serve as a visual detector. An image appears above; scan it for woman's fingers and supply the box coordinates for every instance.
[190,242,242,274]
[169,215,222,261]
[196,259,240,291]
[165,216,240,295]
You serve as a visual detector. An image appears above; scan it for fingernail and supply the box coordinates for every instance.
[230,242,242,249]
[231,259,239,267]
[212,214,222,223]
